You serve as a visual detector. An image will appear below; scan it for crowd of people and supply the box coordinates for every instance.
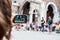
[14,16,60,33]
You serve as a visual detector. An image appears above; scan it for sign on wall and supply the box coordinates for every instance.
[13,15,27,23]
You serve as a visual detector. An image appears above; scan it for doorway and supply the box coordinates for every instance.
[22,1,30,22]
[22,1,30,15]
[46,5,54,22]
[32,14,35,22]
[32,10,38,23]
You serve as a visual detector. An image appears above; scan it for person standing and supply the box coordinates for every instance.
[48,16,53,32]
[41,17,45,32]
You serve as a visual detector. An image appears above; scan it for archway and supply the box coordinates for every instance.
[46,2,58,23]
[22,1,30,23]
[32,9,39,23]
[22,1,30,15]
[46,5,54,22]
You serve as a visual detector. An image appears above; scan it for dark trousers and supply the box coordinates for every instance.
[41,23,44,31]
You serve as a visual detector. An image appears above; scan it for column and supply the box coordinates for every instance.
[29,2,33,24]
[40,1,46,23]
[29,12,33,23]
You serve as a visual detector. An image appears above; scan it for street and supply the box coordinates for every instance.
[8,27,60,40]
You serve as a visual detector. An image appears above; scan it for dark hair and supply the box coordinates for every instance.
[0,0,12,40]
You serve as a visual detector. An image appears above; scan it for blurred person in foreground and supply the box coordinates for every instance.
[0,0,12,40]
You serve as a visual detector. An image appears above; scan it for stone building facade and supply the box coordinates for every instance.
[12,0,60,24]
